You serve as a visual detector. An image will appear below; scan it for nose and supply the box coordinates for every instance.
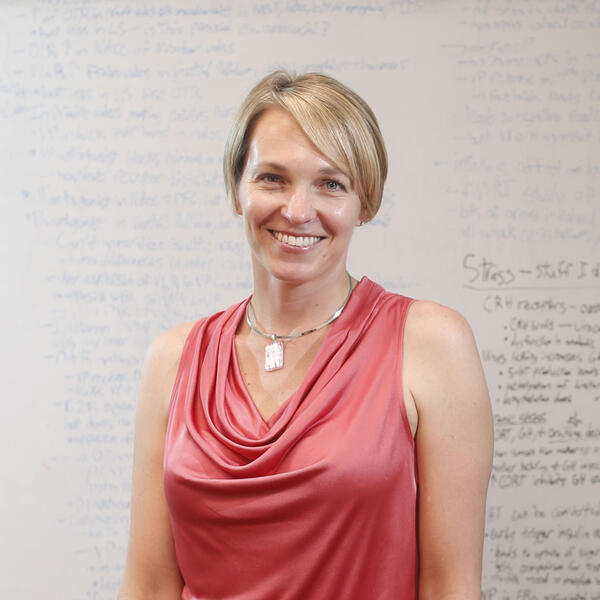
[283,186,317,223]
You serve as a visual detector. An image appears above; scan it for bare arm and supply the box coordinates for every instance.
[118,323,195,600]
[405,301,493,599]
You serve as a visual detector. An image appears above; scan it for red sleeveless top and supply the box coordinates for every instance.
[164,277,418,599]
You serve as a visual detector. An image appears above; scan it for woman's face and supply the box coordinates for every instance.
[236,107,362,286]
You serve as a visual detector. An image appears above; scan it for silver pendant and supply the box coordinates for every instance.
[265,340,284,371]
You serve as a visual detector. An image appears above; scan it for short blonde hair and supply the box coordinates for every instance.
[223,70,388,222]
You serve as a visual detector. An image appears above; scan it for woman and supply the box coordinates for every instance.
[118,71,493,599]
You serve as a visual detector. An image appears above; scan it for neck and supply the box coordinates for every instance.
[249,268,355,336]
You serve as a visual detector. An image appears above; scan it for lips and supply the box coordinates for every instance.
[270,229,324,248]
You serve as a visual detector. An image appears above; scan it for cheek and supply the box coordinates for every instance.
[241,195,261,221]
[240,193,272,235]
[328,201,362,231]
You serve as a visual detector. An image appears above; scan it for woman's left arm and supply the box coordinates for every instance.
[404,301,494,599]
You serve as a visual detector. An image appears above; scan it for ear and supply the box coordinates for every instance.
[233,194,243,215]
[356,206,367,226]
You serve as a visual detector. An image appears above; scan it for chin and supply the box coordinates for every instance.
[270,269,317,285]
[261,259,342,287]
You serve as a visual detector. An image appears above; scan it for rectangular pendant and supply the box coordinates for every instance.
[265,340,284,372]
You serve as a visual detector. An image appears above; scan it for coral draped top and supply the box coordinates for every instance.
[164,277,418,599]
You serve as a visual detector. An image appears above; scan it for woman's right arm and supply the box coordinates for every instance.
[117,323,195,600]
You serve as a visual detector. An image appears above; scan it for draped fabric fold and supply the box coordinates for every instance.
[164,277,418,599]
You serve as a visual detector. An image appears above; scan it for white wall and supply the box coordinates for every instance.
[2,1,599,598]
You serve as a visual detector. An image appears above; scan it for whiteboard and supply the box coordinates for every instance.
[2,1,599,598]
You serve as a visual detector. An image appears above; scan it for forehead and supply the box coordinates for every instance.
[245,107,343,172]
[251,106,306,141]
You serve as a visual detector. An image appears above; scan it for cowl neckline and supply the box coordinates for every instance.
[232,276,370,429]
[181,275,386,477]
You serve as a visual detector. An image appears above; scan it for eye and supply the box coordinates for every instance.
[323,179,346,192]
[258,173,282,184]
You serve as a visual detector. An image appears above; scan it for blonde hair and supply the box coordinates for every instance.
[223,70,388,222]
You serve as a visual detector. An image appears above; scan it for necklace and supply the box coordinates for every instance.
[245,273,354,372]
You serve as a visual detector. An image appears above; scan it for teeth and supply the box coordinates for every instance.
[273,231,321,247]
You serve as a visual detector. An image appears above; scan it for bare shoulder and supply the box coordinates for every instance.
[139,320,198,419]
[404,300,487,413]
[405,299,474,344]
[145,320,198,368]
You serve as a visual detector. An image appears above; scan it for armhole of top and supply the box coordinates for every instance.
[396,296,417,445]
[166,318,206,426]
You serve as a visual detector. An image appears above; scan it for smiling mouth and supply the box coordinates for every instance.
[269,230,325,248]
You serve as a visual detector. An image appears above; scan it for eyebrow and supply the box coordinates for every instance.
[252,161,288,173]
[252,161,351,182]
[317,166,350,181]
